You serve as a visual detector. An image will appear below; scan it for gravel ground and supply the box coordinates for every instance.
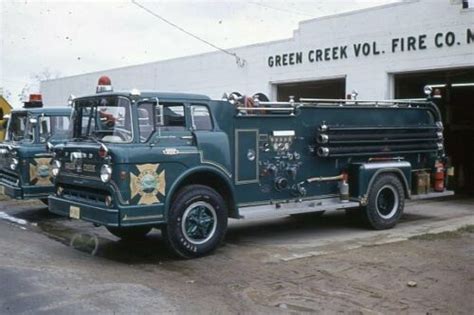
[0,196,473,314]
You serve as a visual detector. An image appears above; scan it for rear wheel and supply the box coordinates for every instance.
[106,226,152,240]
[362,174,405,230]
[162,185,227,259]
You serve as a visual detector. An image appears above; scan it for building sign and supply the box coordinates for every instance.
[268,28,474,67]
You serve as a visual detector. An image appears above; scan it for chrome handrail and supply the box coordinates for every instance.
[299,98,428,104]
[236,107,294,111]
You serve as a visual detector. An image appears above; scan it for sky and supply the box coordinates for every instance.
[1,0,397,108]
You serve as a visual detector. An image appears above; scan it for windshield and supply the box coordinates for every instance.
[72,96,133,143]
[39,115,71,143]
[5,112,34,143]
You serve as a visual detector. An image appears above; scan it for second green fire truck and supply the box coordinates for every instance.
[0,95,71,203]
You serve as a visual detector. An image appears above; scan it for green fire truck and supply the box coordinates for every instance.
[0,95,71,203]
[48,78,452,258]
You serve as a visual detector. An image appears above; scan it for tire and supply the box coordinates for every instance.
[362,174,405,230]
[162,185,228,259]
[106,226,152,240]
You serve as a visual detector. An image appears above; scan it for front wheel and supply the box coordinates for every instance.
[362,174,405,230]
[106,226,152,240]
[162,185,228,259]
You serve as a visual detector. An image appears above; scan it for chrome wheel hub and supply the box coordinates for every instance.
[181,201,217,245]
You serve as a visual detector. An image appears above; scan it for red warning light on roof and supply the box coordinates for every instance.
[96,76,113,93]
[29,94,42,102]
[23,94,43,108]
[98,76,111,86]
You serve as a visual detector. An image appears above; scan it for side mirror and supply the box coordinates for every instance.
[190,106,196,131]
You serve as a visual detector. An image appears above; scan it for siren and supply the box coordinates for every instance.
[23,93,43,108]
[96,76,113,93]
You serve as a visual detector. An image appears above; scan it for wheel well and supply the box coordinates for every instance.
[172,171,237,218]
[373,171,410,198]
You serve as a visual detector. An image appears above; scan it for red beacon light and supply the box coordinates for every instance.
[96,76,113,93]
[29,94,42,102]
[23,93,43,108]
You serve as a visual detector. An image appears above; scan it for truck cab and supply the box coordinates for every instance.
[48,80,452,258]
[0,98,71,203]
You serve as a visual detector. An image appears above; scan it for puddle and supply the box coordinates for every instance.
[70,233,100,255]
[0,203,176,264]
[36,219,175,264]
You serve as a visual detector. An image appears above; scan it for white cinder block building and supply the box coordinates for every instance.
[42,0,474,191]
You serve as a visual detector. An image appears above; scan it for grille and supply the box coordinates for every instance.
[0,156,10,170]
[61,184,110,206]
[0,169,19,185]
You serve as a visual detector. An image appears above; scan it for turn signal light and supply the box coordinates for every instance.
[98,144,108,158]
[105,196,113,207]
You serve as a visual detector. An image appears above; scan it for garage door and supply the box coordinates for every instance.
[394,68,474,193]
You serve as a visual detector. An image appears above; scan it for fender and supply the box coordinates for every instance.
[164,165,237,220]
[348,161,412,205]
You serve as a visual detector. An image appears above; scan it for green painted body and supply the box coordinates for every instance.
[0,107,72,200]
[48,91,443,227]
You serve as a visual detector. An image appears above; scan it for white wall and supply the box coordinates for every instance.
[41,0,474,105]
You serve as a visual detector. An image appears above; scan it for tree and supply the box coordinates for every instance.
[0,88,12,102]
[17,68,62,103]
[31,68,61,84]
[18,84,31,103]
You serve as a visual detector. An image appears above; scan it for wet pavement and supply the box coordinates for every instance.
[0,195,473,313]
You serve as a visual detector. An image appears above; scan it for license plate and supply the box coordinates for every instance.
[69,206,81,219]
[0,186,4,195]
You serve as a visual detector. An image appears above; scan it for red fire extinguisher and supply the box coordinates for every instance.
[434,161,445,192]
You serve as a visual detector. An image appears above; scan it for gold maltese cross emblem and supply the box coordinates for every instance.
[130,164,166,205]
[29,158,52,186]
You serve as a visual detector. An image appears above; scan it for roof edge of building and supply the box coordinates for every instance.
[42,0,416,86]
[298,0,416,27]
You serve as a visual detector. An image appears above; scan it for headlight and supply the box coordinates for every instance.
[10,158,19,170]
[100,164,112,183]
[52,160,61,177]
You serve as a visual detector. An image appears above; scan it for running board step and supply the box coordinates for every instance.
[238,198,360,220]
[409,190,454,201]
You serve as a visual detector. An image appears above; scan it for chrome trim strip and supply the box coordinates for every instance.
[122,214,164,221]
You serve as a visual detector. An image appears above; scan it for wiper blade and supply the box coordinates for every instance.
[88,132,104,145]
